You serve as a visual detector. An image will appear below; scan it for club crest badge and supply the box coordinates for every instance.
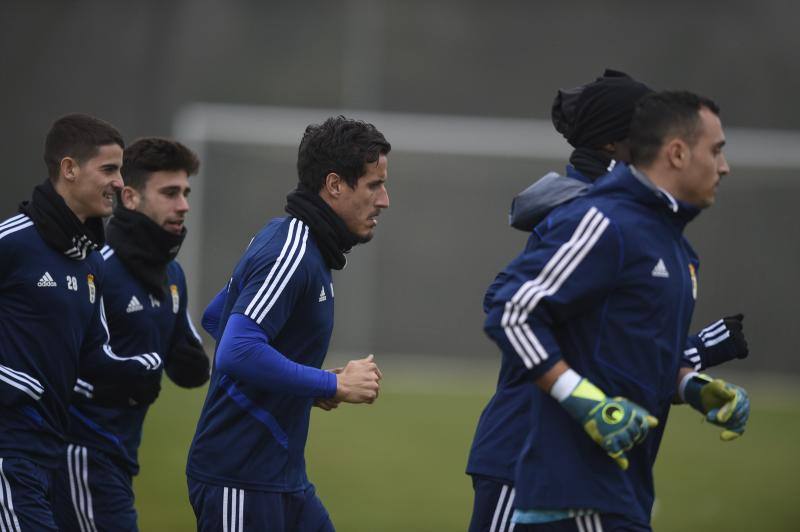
[170,284,179,314]
[87,274,96,304]
[688,263,698,300]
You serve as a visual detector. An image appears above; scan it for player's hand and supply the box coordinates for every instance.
[559,379,658,470]
[334,354,381,404]
[165,333,210,388]
[682,373,750,440]
[696,314,749,369]
[313,398,340,410]
[128,372,162,406]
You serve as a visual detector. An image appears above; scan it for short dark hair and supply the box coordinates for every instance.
[122,137,200,190]
[44,113,124,180]
[629,91,720,167]
[297,116,391,191]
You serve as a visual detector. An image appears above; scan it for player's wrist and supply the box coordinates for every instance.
[679,372,712,412]
[333,374,349,401]
[322,371,338,399]
[549,368,584,402]
[551,370,608,422]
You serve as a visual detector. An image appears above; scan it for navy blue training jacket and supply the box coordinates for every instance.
[187,216,336,492]
[0,214,160,468]
[67,244,199,474]
[466,164,714,485]
[482,163,702,525]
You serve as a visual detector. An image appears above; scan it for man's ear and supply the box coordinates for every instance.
[323,172,344,198]
[665,139,688,170]
[60,157,80,182]
[120,186,141,210]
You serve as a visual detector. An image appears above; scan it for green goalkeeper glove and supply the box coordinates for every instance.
[680,373,750,441]
[553,370,659,470]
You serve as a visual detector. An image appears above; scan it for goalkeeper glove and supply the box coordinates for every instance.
[680,372,750,441]
[552,369,658,470]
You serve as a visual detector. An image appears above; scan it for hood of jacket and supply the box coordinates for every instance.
[509,170,591,232]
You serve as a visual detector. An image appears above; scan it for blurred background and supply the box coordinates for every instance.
[2,1,799,530]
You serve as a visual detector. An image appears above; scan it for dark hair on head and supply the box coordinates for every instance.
[44,113,124,180]
[297,116,391,191]
[629,90,720,167]
[122,137,200,190]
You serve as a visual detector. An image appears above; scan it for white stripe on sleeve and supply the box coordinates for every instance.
[244,218,301,318]
[0,363,44,400]
[73,379,94,399]
[254,226,308,324]
[501,207,610,368]
[186,310,203,344]
[97,297,162,370]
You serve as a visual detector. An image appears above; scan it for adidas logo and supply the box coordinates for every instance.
[318,286,327,303]
[126,295,144,313]
[37,272,57,287]
[651,259,670,278]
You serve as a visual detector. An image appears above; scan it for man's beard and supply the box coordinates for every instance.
[356,232,374,244]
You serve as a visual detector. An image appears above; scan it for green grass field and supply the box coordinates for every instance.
[134,366,800,531]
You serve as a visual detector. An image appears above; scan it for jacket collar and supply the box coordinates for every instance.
[592,164,702,230]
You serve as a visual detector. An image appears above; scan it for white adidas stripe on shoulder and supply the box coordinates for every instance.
[0,214,26,229]
[244,218,309,324]
[0,214,33,241]
[502,207,611,369]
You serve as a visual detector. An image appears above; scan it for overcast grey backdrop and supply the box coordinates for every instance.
[1,0,798,373]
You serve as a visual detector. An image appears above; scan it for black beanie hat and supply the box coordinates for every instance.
[551,69,654,148]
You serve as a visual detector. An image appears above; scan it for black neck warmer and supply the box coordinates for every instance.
[284,185,359,270]
[19,179,105,260]
[569,147,615,181]
[106,206,186,297]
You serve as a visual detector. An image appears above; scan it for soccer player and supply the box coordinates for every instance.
[186,116,389,531]
[467,72,749,532]
[482,91,749,531]
[0,114,163,530]
[51,138,210,531]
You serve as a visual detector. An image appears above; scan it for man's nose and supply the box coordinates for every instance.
[177,195,190,213]
[376,187,389,209]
